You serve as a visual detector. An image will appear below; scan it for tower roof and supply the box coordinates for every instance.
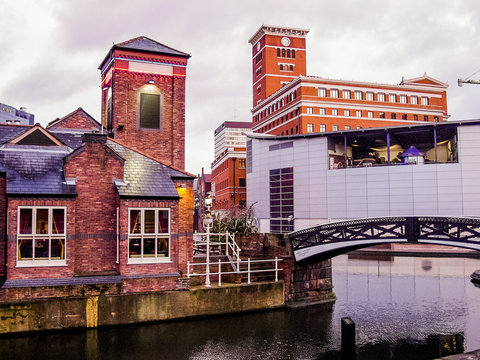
[249,25,309,45]
[98,36,190,70]
[115,36,190,57]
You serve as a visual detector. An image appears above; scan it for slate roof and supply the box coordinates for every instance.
[0,145,76,196]
[107,140,189,198]
[0,123,193,198]
[115,36,190,58]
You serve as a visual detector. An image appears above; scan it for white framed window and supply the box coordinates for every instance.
[319,124,326,132]
[318,88,326,97]
[400,95,407,103]
[342,90,351,99]
[368,111,373,118]
[307,107,313,114]
[330,89,339,98]
[421,96,429,105]
[17,207,67,267]
[332,109,338,116]
[307,123,314,133]
[411,96,418,104]
[344,110,350,116]
[354,91,362,100]
[356,110,362,117]
[356,126,363,129]
[378,93,385,102]
[366,92,374,101]
[319,108,326,115]
[332,125,339,131]
[345,125,351,130]
[389,94,396,102]
[128,208,171,263]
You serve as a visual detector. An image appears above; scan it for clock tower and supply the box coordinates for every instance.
[249,25,309,106]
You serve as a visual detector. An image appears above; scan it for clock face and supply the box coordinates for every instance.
[281,37,291,46]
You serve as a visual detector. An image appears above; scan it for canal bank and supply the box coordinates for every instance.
[0,281,284,335]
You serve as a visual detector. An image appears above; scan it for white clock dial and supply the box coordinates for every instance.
[281,37,291,46]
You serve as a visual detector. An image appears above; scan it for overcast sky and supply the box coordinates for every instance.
[1,0,480,175]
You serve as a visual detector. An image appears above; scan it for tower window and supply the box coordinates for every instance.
[277,48,280,57]
[139,93,161,129]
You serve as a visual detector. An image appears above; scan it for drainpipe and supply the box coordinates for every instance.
[116,207,119,264]
[387,131,391,166]
[434,126,438,163]
[232,157,237,206]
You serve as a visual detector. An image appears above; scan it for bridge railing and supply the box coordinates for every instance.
[187,257,282,286]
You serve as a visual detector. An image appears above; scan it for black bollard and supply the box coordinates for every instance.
[341,317,356,360]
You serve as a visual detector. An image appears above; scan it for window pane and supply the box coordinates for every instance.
[157,237,169,257]
[51,238,65,260]
[129,237,141,258]
[35,238,49,260]
[130,210,141,234]
[18,239,33,260]
[36,209,49,234]
[158,210,169,233]
[19,208,32,234]
[144,238,156,257]
[140,93,160,129]
[144,210,155,233]
[52,209,65,234]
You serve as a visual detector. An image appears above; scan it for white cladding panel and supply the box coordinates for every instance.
[247,124,480,233]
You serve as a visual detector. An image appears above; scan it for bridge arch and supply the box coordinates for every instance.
[289,216,480,262]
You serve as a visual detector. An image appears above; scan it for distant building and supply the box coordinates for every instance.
[211,121,251,211]
[194,168,212,231]
[0,103,34,125]
[247,120,479,233]
[249,25,449,135]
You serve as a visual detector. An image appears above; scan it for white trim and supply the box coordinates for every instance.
[16,206,67,267]
[127,207,171,264]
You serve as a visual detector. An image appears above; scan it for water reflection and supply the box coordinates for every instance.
[0,254,479,359]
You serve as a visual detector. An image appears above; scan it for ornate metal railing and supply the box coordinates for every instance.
[289,216,480,261]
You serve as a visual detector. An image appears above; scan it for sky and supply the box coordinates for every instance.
[1,0,480,176]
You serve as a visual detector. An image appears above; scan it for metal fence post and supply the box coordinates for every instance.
[247,258,251,284]
[187,261,190,278]
[218,259,222,287]
[275,257,278,282]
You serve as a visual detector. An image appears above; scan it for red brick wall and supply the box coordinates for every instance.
[117,199,179,277]
[6,198,76,280]
[212,157,247,210]
[48,109,101,131]
[64,134,123,275]
[103,71,186,170]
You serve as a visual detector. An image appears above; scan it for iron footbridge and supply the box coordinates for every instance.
[289,216,480,262]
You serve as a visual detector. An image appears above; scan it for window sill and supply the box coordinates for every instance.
[16,260,67,268]
[127,258,172,265]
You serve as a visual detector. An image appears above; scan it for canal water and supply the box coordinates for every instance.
[1,254,479,359]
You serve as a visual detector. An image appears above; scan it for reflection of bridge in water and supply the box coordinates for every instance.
[289,216,480,262]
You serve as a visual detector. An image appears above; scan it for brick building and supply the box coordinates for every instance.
[211,121,251,211]
[0,37,194,299]
[249,25,449,135]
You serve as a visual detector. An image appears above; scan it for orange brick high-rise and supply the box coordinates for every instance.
[249,25,449,135]
[99,37,190,169]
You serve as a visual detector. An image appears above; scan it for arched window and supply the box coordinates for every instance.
[287,49,291,58]
[282,48,285,57]
[292,50,295,58]
[280,64,283,71]
[277,48,280,57]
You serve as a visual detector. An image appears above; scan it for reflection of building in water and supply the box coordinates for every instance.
[247,120,480,233]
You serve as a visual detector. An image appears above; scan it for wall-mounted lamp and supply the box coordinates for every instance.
[148,80,155,84]
[102,85,110,91]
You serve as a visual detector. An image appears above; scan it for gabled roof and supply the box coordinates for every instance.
[114,36,191,58]
[0,145,75,196]
[107,140,183,198]
[400,73,448,88]
[46,107,101,131]
[8,125,65,147]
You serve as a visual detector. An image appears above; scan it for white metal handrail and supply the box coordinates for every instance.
[193,232,242,263]
[187,257,282,286]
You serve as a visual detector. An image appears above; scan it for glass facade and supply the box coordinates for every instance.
[269,167,294,233]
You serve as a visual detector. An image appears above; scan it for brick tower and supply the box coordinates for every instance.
[249,25,309,106]
[99,36,190,169]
